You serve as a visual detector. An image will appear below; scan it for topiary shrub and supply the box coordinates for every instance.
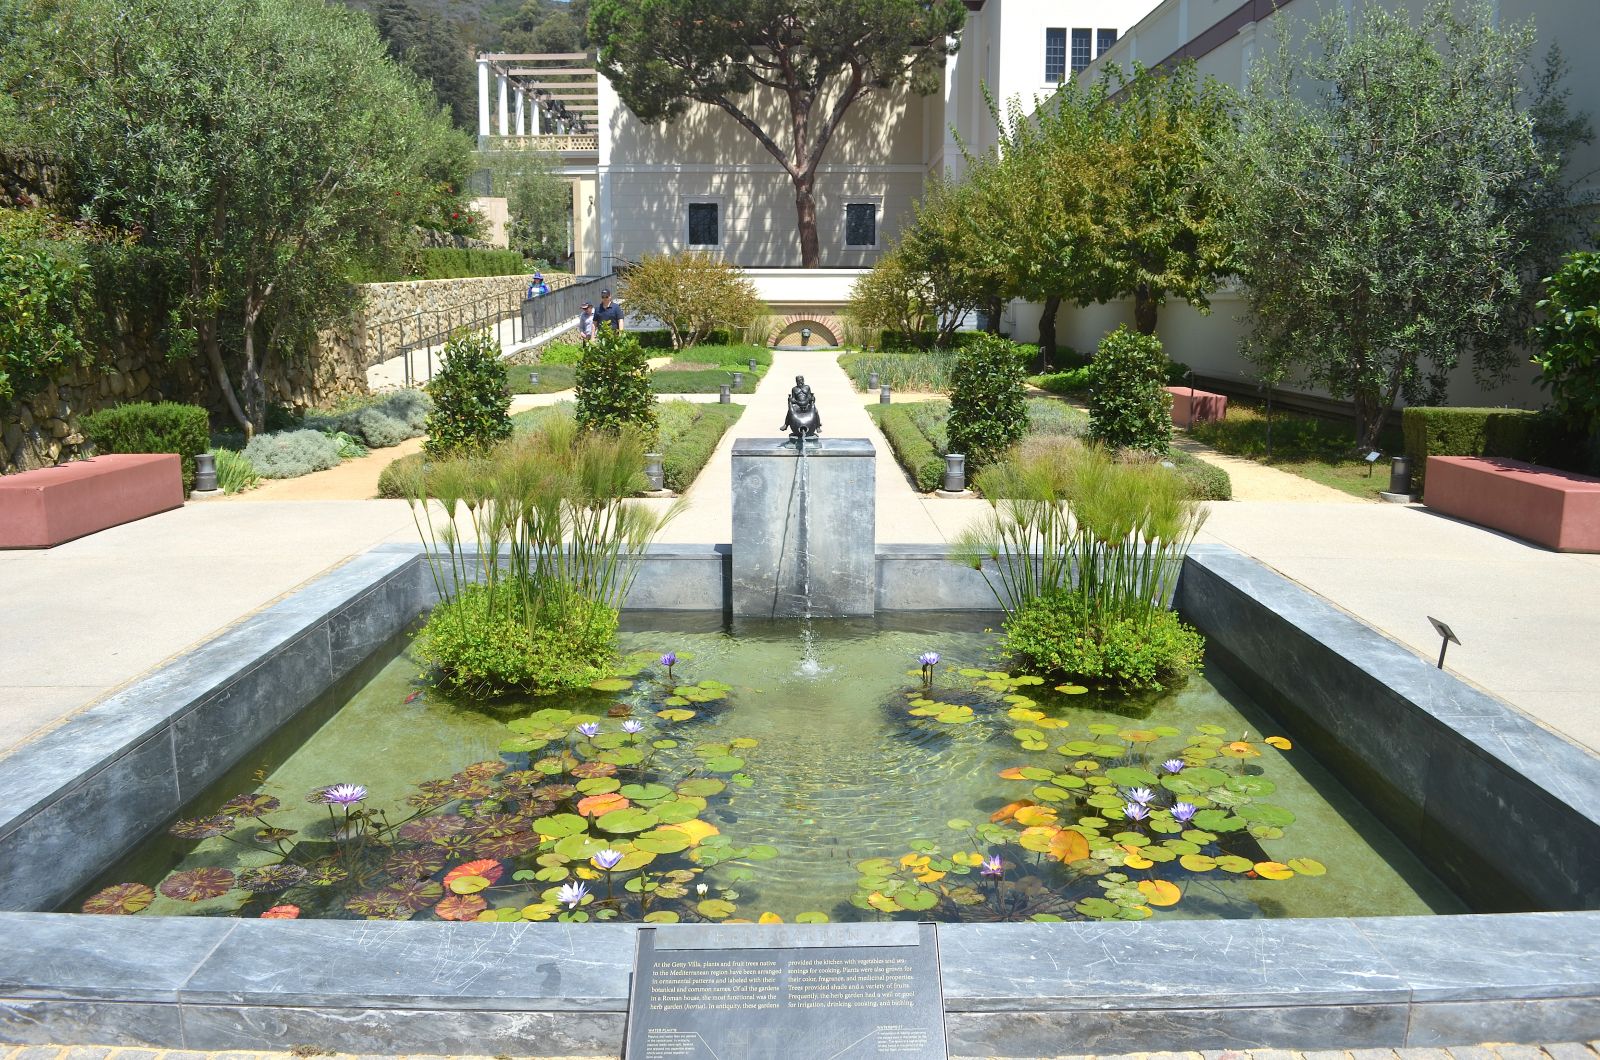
[1087,326,1173,454]
[947,333,1029,469]
[424,330,512,457]
[870,405,945,492]
[576,325,657,437]
[1002,589,1205,692]
[241,429,343,478]
[662,404,744,492]
[81,401,210,494]
[1165,449,1232,500]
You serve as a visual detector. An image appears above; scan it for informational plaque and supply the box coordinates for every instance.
[623,922,947,1059]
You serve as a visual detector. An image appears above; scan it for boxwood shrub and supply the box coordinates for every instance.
[81,401,210,494]
[870,404,945,492]
[1400,406,1578,489]
[662,404,744,492]
[1166,449,1232,500]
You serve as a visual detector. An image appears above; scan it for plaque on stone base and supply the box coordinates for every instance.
[623,922,947,1059]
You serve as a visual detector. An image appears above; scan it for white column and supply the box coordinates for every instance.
[477,59,491,139]
[533,98,542,136]
[515,89,526,136]
[497,72,509,136]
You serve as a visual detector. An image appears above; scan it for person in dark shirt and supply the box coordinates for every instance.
[594,289,624,331]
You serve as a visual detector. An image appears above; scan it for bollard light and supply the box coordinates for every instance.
[1389,456,1412,496]
[193,452,219,493]
[879,384,891,405]
[868,372,880,390]
[731,371,744,389]
[528,370,540,387]
[644,452,665,491]
[719,383,731,404]
[748,358,758,373]
[943,453,966,493]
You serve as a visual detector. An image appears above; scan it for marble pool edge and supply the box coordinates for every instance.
[0,543,1594,1053]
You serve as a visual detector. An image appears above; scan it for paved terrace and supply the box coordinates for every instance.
[2,351,1597,762]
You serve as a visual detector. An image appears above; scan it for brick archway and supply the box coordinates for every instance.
[768,315,843,347]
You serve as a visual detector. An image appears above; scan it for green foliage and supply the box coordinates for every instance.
[1031,368,1092,395]
[869,405,945,492]
[304,388,431,448]
[7,0,478,434]
[480,150,572,264]
[80,401,210,491]
[241,428,344,478]
[424,330,512,456]
[838,351,956,392]
[1003,589,1205,691]
[0,208,91,406]
[1087,327,1172,454]
[1400,406,1576,488]
[356,248,528,282]
[1533,252,1600,440]
[210,447,260,493]
[592,0,964,264]
[618,254,764,350]
[631,328,733,350]
[420,581,619,697]
[576,327,657,437]
[507,363,577,394]
[947,334,1029,468]
[538,341,586,366]
[376,451,424,498]
[1228,1,1591,449]
[365,0,476,128]
[1165,449,1232,501]
[661,403,745,492]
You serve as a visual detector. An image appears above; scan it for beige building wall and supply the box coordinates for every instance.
[469,196,510,248]
[1009,0,1598,412]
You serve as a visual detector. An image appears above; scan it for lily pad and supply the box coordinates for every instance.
[82,882,155,915]
[596,808,660,833]
[697,898,736,919]
[588,678,632,692]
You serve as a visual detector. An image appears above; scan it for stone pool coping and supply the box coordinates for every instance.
[1,543,1597,1052]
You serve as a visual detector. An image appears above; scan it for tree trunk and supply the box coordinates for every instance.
[1036,296,1062,372]
[793,175,820,268]
[1134,284,1158,335]
[201,317,252,438]
[242,307,265,437]
[985,298,1002,334]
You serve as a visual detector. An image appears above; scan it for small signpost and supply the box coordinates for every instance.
[623,923,948,1059]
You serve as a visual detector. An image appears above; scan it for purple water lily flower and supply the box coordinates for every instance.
[1122,801,1150,822]
[1162,759,1186,774]
[621,719,644,735]
[319,784,367,806]
[575,722,600,738]
[1171,802,1197,824]
[980,854,1004,878]
[659,651,677,667]
[1126,787,1155,805]
[557,881,589,908]
[919,652,940,667]
[593,849,623,871]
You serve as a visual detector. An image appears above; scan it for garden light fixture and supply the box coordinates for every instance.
[880,385,891,404]
[644,452,664,491]
[719,383,731,404]
[1428,616,1460,669]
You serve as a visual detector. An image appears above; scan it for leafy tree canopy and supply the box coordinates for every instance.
[590,0,965,265]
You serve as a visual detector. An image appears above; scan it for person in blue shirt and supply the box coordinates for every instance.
[526,270,550,298]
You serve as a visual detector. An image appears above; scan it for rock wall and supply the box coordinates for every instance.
[0,147,67,210]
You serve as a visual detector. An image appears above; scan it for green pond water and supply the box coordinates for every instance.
[78,612,1465,923]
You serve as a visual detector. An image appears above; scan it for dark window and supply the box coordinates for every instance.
[1097,28,1118,57]
[687,202,719,246]
[1071,28,1092,74]
[845,203,877,247]
[1044,28,1066,83]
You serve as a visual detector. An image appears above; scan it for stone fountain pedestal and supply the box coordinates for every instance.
[731,437,876,618]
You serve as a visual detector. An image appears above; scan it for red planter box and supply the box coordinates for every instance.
[1166,386,1228,428]
[0,454,184,549]
[1424,455,1600,553]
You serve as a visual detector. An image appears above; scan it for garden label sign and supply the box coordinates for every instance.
[623,923,948,1058]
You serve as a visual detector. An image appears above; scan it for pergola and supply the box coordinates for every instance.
[476,52,599,139]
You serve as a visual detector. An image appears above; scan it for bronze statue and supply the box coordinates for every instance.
[781,375,821,443]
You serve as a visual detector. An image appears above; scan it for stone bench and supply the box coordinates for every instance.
[0,454,184,548]
[1166,385,1228,427]
[1424,455,1600,553]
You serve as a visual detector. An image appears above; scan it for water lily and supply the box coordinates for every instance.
[1162,759,1186,774]
[1171,802,1197,824]
[261,904,300,919]
[660,652,677,680]
[318,784,367,806]
[621,719,644,735]
[575,722,600,738]
[1126,787,1155,805]
[980,854,1004,878]
[1122,801,1150,822]
[593,849,623,871]
[558,881,589,908]
[695,883,708,896]
[919,651,939,685]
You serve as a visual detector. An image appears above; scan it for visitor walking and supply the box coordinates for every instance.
[594,288,624,332]
[577,302,597,342]
[526,270,550,299]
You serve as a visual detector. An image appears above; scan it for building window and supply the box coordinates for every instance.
[686,202,719,247]
[1044,28,1066,83]
[1071,29,1092,75]
[845,203,878,248]
[1097,28,1118,57]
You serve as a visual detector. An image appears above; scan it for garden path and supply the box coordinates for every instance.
[1172,436,1365,503]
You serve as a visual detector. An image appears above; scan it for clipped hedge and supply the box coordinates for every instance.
[356,248,527,282]
[1400,406,1573,489]
[631,328,733,350]
[870,404,945,492]
[879,330,989,352]
[662,404,744,492]
[1031,368,1092,395]
[1166,449,1232,500]
[81,401,210,494]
